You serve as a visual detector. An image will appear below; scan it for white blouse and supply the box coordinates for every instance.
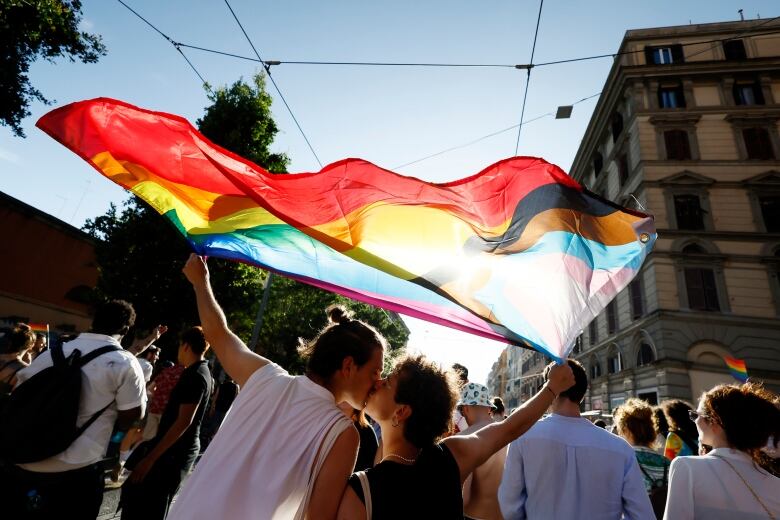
[664,448,780,520]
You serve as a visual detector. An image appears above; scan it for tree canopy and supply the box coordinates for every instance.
[1,0,106,137]
[83,72,408,368]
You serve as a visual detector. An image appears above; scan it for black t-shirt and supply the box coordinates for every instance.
[348,443,462,520]
[155,360,212,459]
[214,380,238,413]
[354,423,378,472]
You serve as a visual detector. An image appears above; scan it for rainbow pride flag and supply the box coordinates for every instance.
[27,323,49,334]
[724,356,749,382]
[37,98,656,361]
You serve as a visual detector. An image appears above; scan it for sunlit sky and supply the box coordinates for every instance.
[2,1,776,384]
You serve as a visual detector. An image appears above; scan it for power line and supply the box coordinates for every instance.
[223,0,323,168]
[169,18,780,71]
[514,0,545,156]
[116,0,211,91]
[394,91,601,170]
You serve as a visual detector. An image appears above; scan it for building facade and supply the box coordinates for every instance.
[0,191,98,333]
[565,20,780,411]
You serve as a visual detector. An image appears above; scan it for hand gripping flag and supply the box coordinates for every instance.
[37,98,656,362]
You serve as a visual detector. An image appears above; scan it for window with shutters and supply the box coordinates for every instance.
[617,154,629,187]
[607,351,622,374]
[611,113,624,143]
[674,194,705,230]
[629,278,644,319]
[664,130,692,160]
[606,301,618,335]
[743,128,774,160]
[646,45,684,65]
[758,196,780,232]
[733,81,764,106]
[590,360,602,379]
[589,320,598,345]
[723,39,747,60]
[658,84,686,108]
[636,343,656,366]
[593,152,603,177]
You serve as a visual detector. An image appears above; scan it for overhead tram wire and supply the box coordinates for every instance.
[171,17,780,71]
[514,0,545,156]
[393,91,602,171]
[222,0,323,169]
[115,0,211,92]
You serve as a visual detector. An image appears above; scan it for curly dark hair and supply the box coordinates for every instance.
[662,399,698,444]
[702,382,780,473]
[614,398,657,447]
[299,305,386,381]
[91,299,136,336]
[652,406,669,437]
[393,355,459,449]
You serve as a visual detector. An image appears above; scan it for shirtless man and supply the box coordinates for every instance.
[457,383,508,520]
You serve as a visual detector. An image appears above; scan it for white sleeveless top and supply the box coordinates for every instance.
[167,363,352,520]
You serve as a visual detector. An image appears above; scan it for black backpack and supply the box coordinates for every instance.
[0,342,122,464]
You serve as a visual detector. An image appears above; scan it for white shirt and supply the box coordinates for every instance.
[15,333,147,472]
[498,413,655,520]
[137,357,153,382]
[664,448,780,520]
[168,363,352,520]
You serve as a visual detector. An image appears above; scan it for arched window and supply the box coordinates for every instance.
[590,359,602,379]
[607,348,622,374]
[682,243,707,255]
[593,152,604,177]
[611,113,624,142]
[636,343,656,366]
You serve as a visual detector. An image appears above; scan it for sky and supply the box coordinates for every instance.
[1,1,777,384]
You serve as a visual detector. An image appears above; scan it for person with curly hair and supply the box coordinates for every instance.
[337,354,574,519]
[664,383,780,519]
[614,398,670,519]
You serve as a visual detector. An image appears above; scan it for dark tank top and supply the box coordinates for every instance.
[348,442,463,519]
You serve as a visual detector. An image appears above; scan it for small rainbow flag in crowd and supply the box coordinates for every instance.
[724,356,749,382]
[28,323,49,334]
[37,98,656,362]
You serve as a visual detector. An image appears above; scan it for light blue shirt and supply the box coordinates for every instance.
[498,413,655,520]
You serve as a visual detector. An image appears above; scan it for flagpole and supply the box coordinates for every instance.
[249,273,274,353]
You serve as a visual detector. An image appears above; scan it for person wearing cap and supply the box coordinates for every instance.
[457,382,508,520]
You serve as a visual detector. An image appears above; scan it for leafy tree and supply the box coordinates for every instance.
[197,73,289,173]
[84,72,408,366]
[1,0,106,137]
[254,276,409,374]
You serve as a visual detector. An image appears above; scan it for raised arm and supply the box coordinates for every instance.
[443,363,574,481]
[128,324,167,356]
[182,254,269,387]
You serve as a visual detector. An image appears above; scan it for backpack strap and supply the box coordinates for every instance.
[76,345,123,367]
[50,341,69,366]
[71,345,124,438]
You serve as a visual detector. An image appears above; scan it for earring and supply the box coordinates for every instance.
[391,416,399,428]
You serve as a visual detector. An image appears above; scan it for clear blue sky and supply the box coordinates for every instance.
[1,1,776,383]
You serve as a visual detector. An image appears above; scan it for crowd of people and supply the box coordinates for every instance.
[0,252,778,519]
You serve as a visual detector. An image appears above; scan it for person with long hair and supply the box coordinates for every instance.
[664,383,780,519]
[171,254,387,520]
[662,400,699,460]
[652,406,670,455]
[0,324,34,395]
[337,355,575,519]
